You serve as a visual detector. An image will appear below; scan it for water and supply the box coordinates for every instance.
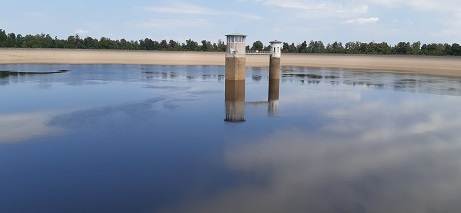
[1,64,461,213]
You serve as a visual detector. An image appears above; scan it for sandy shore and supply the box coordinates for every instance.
[1,49,461,77]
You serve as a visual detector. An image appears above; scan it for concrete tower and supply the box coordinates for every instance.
[269,40,283,80]
[225,33,247,81]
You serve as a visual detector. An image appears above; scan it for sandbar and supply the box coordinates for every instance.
[1,49,460,78]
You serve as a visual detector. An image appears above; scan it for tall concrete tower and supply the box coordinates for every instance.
[225,33,247,81]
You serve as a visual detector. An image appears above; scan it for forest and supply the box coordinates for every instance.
[1,29,460,56]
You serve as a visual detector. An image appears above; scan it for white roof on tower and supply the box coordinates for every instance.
[225,33,247,37]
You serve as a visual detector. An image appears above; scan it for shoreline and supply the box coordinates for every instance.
[1,49,461,78]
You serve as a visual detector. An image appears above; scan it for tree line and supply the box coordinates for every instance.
[0,29,226,52]
[279,40,461,56]
[1,29,460,56]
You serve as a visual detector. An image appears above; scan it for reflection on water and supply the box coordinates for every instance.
[268,79,280,116]
[1,64,461,213]
[282,67,461,96]
[225,77,281,121]
[225,80,245,122]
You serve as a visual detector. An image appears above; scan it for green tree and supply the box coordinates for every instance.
[139,38,159,50]
[15,34,24,47]
[394,42,411,55]
[282,42,290,53]
[308,41,325,53]
[251,40,264,51]
[185,39,198,51]
[288,43,297,53]
[0,29,7,47]
[443,43,453,55]
[4,33,16,47]
[168,40,180,51]
[452,43,461,56]
[200,40,208,51]
[204,41,213,51]
[372,42,391,54]
[99,37,114,49]
[411,41,421,55]
[422,43,445,55]
[217,40,226,52]
[298,41,308,53]
[326,42,344,53]
[83,37,99,49]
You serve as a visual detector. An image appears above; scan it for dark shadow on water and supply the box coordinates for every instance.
[0,70,70,86]
[0,70,70,76]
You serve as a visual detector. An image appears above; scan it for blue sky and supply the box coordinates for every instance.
[0,0,460,45]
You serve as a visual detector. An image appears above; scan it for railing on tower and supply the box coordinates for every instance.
[246,50,271,55]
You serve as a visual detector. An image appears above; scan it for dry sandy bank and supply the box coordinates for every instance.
[1,49,460,78]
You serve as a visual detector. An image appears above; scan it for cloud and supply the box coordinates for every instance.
[368,0,460,11]
[142,2,216,15]
[345,17,380,24]
[255,0,369,18]
[367,0,461,38]
[135,18,211,28]
[140,2,262,20]
[75,29,89,35]
[228,12,262,20]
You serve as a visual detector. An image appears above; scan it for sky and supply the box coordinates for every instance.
[0,0,460,45]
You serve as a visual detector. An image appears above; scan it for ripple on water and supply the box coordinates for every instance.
[47,97,165,129]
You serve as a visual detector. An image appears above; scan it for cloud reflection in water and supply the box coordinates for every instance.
[0,112,66,143]
[160,90,461,213]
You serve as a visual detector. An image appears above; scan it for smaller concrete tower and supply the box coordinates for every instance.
[269,40,283,80]
[270,40,283,58]
[225,33,247,81]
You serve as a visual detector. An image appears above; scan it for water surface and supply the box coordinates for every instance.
[1,65,461,213]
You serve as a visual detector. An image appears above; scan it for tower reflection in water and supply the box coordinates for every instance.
[224,78,280,123]
[268,78,280,116]
[225,80,246,122]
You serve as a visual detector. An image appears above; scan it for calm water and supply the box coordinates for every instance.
[1,64,461,213]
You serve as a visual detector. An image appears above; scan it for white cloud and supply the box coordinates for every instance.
[255,0,369,18]
[135,19,211,28]
[345,17,380,24]
[75,29,89,35]
[367,0,460,11]
[366,0,461,39]
[142,2,216,15]
[141,2,262,20]
[228,12,262,20]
